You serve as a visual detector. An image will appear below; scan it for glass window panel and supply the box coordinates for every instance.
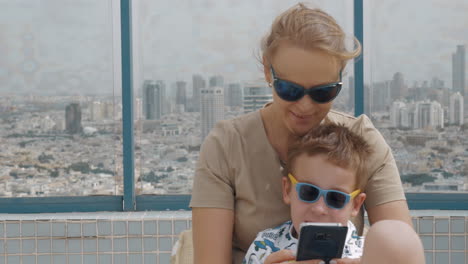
[0,0,122,196]
[366,0,468,193]
[133,0,355,194]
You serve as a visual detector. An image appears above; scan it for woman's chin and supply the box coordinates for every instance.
[287,122,318,136]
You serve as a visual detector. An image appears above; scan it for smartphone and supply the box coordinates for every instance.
[296,222,348,262]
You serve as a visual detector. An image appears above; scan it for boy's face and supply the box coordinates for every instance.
[282,153,366,235]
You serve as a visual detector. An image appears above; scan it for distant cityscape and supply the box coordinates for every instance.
[0,45,467,197]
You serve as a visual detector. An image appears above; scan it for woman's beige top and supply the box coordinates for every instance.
[190,109,405,264]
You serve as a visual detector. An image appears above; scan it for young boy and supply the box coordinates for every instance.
[243,123,425,264]
[243,123,371,264]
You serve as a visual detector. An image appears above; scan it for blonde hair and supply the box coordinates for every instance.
[286,123,372,190]
[261,3,361,70]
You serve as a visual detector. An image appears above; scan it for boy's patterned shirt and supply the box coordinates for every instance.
[243,220,364,264]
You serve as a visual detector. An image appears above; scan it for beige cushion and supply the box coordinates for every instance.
[171,229,193,264]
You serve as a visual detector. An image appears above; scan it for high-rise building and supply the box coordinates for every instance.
[390,72,406,101]
[390,101,409,128]
[450,92,464,125]
[243,82,272,113]
[65,103,82,134]
[391,100,443,129]
[430,77,445,89]
[176,81,187,112]
[452,45,466,115]
[192,74,206,112]
[452,45,466,95]
[416,101,444,129]
[143,80,165,120]
[89,101,114,121]
[90,101,103,121]
[426,86,450,108]
[209,75,224,88]
[372,81,391,112]
[407,82,425,102]
[200,86,225,141]
[226,83,242,109]
[101,102,114,120]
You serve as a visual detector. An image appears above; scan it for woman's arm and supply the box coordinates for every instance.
[352,115,412,227]
[366,200,412,226]
[192,207,234,264]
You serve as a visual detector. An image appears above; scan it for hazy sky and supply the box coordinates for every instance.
[0,0,467,95]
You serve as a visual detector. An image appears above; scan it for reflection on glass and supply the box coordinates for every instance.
[0,1,121,197]
[133,0,355,194]
[367,0,468,192]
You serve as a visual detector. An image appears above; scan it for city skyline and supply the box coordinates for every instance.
[1,91,467,197]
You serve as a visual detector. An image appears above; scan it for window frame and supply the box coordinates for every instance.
[0,0,466,213]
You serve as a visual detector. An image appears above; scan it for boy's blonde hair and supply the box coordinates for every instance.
[287,123,372,190]
[261,3,361,70]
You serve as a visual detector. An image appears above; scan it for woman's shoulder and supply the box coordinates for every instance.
[210,110,263,139]
[326,110,377,136]
[202,110,265,155]
[326,110,373,127]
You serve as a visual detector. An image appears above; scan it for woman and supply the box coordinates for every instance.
[190,3,412,264]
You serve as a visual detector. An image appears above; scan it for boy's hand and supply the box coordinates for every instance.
[264,251,361,264]
[264,249,295,264]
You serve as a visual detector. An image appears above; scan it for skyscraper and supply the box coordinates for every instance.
[450,92,464,125]
[143,80,165,120]
[430,77,444,89]
[372,81,391,113]
[416,101,444,129]
[209,75,224,88]
[390,101,409,128]
[391,100,443,129]
[192,74,205,112]
[243,82,272,114]
[176,81,187,112]
[200,86,225,142]
[390,72,406,101]
[226,83,242,109]
[452,45,466,95]
[65,103,82,134]
[90,101,103,121]
[452,45,466,115]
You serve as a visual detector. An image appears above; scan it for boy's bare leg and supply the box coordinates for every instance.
[361,220,425,264]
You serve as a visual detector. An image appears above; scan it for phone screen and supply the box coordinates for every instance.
[296,223,348,262]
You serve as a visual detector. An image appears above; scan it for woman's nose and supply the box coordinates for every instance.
[296,94,317,110]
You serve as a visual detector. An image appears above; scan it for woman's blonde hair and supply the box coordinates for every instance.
[261,3,361,70]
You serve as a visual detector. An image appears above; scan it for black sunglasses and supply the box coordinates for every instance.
[271,66,342,103]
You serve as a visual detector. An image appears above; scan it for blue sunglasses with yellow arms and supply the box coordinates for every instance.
[288,173,360,209]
